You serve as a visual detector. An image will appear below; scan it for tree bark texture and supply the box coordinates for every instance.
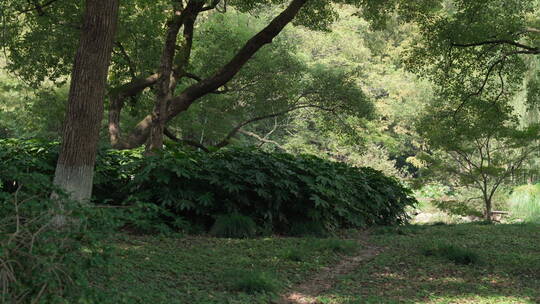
[147,0,203,153]
[53,0,119,202]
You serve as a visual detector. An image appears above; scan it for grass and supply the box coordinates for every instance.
[91,236,360,303]
[89,223,539,303]
[420,241,480,265]
[316,223,540,303]
[509,184,540,223]
[225,269,280,294]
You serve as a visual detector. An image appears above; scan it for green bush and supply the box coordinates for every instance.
[210,213,258,238]
[0,140,418,235]
[128,147,417,234]
[288,221,328,237]
[421,242,480,265]
[508,184,540,223]
[0,181,115,303]
[225,270,279,294]
[0,138,138,205]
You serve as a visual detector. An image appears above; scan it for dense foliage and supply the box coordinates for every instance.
[127,147,416,233]
[0,139,417,235]
[0,144,116,303]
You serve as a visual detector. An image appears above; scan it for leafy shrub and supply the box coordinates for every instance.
[225,270,279,294]
[0,140,418,235]
[0,138,58,194]
[288,221,328,237]
[0,178,115,303]
[432,198,484,218]
[128,147,417,234]
[508,184,540,223]
[421,242,479,265]
[0,138,138,205]
[210,213,257,238]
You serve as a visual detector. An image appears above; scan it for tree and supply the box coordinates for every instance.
[2,0,418,153]
[417,96,539,221]
[52,0,119,201]
[403,0,540,108]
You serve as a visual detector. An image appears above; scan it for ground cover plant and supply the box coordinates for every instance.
[316,223,540,303]
[90,236,362,303]
[0,160,117,303]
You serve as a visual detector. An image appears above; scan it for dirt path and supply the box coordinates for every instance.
[277,232,384,304]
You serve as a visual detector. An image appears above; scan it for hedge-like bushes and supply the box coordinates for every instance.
[0,139,417,234]
[128,148,416,233]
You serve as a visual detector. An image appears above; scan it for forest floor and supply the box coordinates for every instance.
[93,223,540,304]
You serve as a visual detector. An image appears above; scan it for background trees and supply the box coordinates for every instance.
[2,0,540,219]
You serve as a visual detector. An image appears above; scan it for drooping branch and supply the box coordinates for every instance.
[239,129,285,150]
[164,127,210,152]
[115,0,309,149]
[214,103,339,148]
[451,40,540,53]
[19,0,60,15]
[524,27,540,34]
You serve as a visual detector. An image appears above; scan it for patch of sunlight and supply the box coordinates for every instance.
[117,243,144,251]
[378,271,407,280]
[422,295,536,304]
[437,276,467,284]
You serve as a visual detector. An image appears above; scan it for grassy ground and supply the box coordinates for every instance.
[317,223,540,304]
[92,223,539,304]
[92,235,361,303]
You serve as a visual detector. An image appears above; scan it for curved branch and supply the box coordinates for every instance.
[118,0,309,149]
[19,0,60,15]
[452,40,539,53]
[163,127,210,152]
[108,73,159,149]
[239,130,285,150]
[215,103,338,148]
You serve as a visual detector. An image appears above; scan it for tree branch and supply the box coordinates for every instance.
[114,42,137,79]
[163,127,210,152]
[214,103,338,148]
[239,129,285,150]
[118,0,309,149]
[200,0,222,12]
[451,40,539,53]
[19,0,60,15]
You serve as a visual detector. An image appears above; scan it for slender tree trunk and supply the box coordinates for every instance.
[483,192,493,222]
[53,0,119,202]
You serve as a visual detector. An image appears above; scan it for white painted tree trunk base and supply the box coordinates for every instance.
[53,164,95,203]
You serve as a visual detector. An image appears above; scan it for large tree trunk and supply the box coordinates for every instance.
[147,0,202,152]
[53,0,119,202]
